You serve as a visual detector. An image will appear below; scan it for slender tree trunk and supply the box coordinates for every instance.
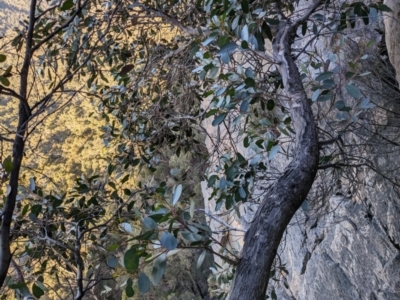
[228,2,324,298]
[0,0,34,288]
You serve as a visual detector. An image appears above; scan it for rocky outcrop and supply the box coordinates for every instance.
[384,0,400,87]
[276,193,400,299]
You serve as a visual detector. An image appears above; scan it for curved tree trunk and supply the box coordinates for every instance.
[228,2,323,299]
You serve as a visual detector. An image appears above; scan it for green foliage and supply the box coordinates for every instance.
[0,0,393,298]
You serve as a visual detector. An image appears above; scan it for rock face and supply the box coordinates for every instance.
[276,194,400,300]
[275,2,400,299]
[201,1,400,299]
[384,0,400,87]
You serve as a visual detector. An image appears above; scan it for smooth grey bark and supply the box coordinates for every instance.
[228,1,325,299]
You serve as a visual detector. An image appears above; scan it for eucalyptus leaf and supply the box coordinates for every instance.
[170,168,179,176]
[212,113,227,126]
[202,36,217,46]
[60,0,73,11]
[181,231,202,242]
[241,25,249,42]
[301,199,309,211]
[207,175,218,188]
[249,154,261,166]
[138,273,150,293]
[345,84,361,98]
[32,282,44,298]
[0,76,10,86]
[190,199,195,219]
[34,280,48,292]
[29,178,36,192]
[322,79,335,89]
[245,68,254,78]
[107,244,119,251]
[218,42,238,55]
[160,232,178,250]
[124,247,139,272]
[315,72,334,81]
[231,16,240,30]
[245,77,255,87]
[267,99,275,110]
[359,98,375,109]
[335,100,345,110]
[248,35,258,49]
[317,91,333,102]
[218,42,237,64]
[212,15,220,26]
[241,0,249,13]
[312,89,321,102]
[238,186,246,198]
[269,145,280,160]
[107,256,118,268]
[126,278,134,297]
[220,52,230,64]
[151,254,166,286]
[143,217,157,230]
[240,99,250,113]
[197,250,207,269]
[172,184,182,205]
[208,66,219,79]
[120,222,132,233]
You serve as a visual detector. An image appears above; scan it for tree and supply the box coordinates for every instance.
[0,0,397,298]
[0,0,212,297]
[0,0,130,295]
[181,0,396,299]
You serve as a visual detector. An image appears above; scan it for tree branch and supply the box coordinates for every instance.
[131,2,203,36]
[228,1,325,299]
[0,86,25,102]
[293,0,327,28]
[31,0,90,53]
[0,0,36,288]
[0,135,14,143]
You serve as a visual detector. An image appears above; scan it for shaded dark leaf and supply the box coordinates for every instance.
[241,0,249,13]
[60,0,73,11]
[124,247,139,272]
[245,77,255,87]
[32,282,44,298]
[126,278,134,297]
[3,156,13,173]
[118,64,135,75]
[0,76,10,86]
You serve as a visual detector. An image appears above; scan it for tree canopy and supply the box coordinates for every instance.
[0,0,398,299]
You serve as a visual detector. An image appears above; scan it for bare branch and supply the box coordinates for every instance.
[198,209,246,233]
[0,86,25,102]
[0,135,14,143]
